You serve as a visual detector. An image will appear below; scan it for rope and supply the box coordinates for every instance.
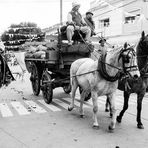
[77,30,99,59]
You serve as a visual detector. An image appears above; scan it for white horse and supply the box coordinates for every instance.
[68,43,140,131]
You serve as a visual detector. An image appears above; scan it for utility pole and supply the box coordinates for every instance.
[60,0,63,26]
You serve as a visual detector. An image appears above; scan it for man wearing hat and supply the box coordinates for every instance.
[91,37,107,60]
[66,2,91,45]
[84,11,96,36]
[98,38,108,53]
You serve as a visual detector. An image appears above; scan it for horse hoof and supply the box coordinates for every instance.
[93,125,99,130]
[116,116,121,123]
[68,106,73,111]
[137,124,144,129]
[105,109,109,112]
[108,125,114,132]
[80,114,84,118]
[110,113,113,118]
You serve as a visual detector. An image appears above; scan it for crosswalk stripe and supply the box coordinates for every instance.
[116,98,124,103]
[62,97,90,108]
[0,103,13,117]
[62,98,80,107]
[24,100,47,113]
[11,101,30,115]
[143,98,148,102]
[97,99,106,104]
[1,93,146,118]
[38,100,61,112]
[54,99,69,109]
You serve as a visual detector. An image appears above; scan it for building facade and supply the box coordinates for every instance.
[43,0,148,45]
[90,0,148,44]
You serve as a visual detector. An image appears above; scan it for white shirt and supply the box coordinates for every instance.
[0,41,5,51]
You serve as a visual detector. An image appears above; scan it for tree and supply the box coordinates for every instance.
[1,22,45,51]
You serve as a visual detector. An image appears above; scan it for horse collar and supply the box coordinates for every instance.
[98,52,121,82]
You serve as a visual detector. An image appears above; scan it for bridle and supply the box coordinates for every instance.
[119,47,139,77]
[99,46,139,82]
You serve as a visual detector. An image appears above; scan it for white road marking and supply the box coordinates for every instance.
[0,103,13,117]
[62,98,80,107]
[11,101,30,115]
[38,100,61,112]
[54,99,69,109]
[24,100,47,113]
[62,98,90,108]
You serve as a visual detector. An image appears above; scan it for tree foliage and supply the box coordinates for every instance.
[1,22,45,51]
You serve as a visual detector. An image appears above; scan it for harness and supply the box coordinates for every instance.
[98,52,121,82]
[98,48,139,82]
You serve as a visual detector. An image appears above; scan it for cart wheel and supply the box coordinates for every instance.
[25,61,32,73]
[63,84,71,94]
[79,87,91,101]
[41,71,53,104]
[30,62,40,96]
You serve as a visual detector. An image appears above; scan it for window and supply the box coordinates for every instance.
[125,16,136,24]
[124,14,140,24]
[99,18,110,28]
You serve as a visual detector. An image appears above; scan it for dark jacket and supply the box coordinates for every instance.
[84,17,95,35]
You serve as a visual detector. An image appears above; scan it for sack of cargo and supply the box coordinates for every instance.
[36,45,47,51]
[34,51,46,59]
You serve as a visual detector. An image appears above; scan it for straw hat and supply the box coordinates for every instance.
[72,2,80,9]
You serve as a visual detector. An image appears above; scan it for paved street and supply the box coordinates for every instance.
[0,66,148,148]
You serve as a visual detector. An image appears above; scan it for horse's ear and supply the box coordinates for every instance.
[124,42,128,49]
[142,31,145,39]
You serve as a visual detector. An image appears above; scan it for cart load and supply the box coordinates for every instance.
[24,40,94,69]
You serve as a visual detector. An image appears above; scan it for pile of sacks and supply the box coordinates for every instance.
[25,44,47,59]
[24,41,59,59]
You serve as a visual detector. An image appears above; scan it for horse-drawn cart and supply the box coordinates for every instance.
[24,30,94,104]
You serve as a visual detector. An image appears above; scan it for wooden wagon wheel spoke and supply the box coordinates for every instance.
[30,62,40,96]
[41,71,53,104]
[63,84,71,94]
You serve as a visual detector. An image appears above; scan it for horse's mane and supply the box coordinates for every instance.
[136,37,148,71]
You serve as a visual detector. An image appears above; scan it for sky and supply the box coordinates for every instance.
[0,0,94,34]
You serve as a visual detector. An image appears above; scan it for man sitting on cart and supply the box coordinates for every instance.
[84,10,96,36]
[66,2,91,45]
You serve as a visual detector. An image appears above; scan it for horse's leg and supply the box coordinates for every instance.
[79,89,86,118]
[116,91,130,123]
[106,95,113,117]
[105,96,110,112]
[108,93,117,131]
[137,92,144,129]
[92,91,99,128]
[68,77,78,111]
